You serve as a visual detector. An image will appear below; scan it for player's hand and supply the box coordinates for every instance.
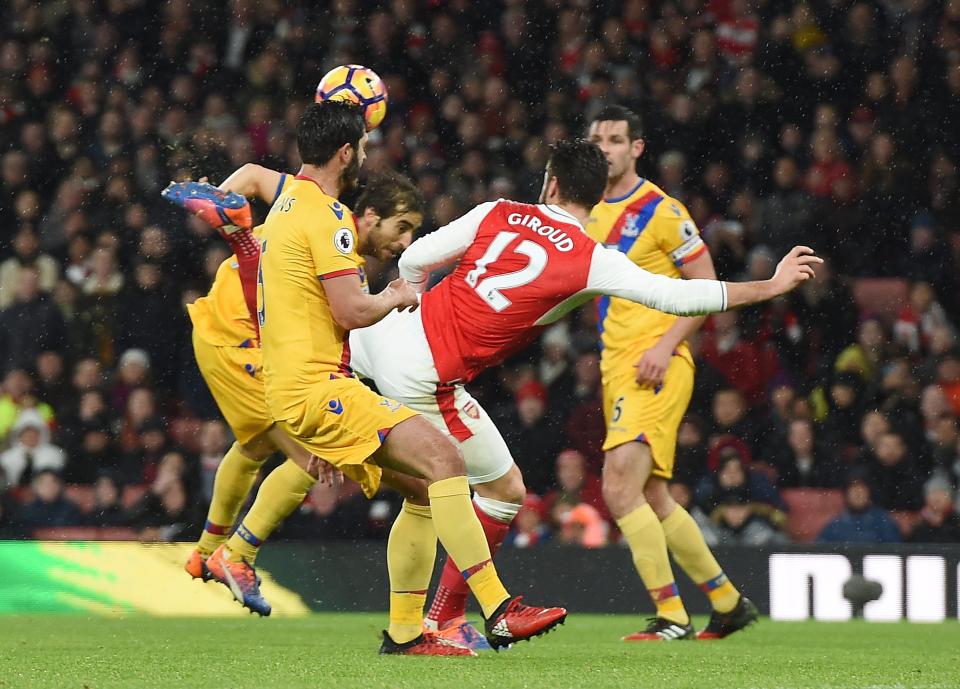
[385,277,420,312]
[769,246,823,295]
[634,342,672,388]
[307,454,343,486]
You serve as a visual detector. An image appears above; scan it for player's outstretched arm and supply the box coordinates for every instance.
[322,274,419,330]
[723,245,823,308]
[585,245,822,315]
[219,163,287,205]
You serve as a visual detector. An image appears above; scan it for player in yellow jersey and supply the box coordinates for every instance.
[587,105,759,640]
[221,100,566,652]
[179,170,425,576]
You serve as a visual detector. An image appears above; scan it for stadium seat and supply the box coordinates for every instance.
[95,527,140,541]
[64,485,96,514]
[8,485,33,504]
[851,278,908,323]
[122,484,149,509]
[782,488,845,543]
[32,527,99,540]
[889,510,921,539]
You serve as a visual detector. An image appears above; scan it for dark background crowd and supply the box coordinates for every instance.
[2,0,960,547]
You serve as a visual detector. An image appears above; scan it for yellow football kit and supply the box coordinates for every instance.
[587,179,707,478]
[258,176,415,496]
[187,174,294,444]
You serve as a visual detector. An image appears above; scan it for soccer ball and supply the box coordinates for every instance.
[315,64,388,131]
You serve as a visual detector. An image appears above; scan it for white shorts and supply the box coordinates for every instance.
[349,308,514,485]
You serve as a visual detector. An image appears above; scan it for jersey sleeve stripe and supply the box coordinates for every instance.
[271,173,288,204]
[673,243,707,267]
[318,268,360,280]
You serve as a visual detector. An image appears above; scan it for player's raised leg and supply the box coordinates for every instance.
[603,439,694,641]
[374,415,566,649]
[646,478,758,638]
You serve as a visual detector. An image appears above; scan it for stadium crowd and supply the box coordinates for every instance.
[1,0,960,546]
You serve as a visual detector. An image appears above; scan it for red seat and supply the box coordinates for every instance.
[782,488,845,543]
[8,485,33,504]
[64,485,96,513]
[95,527,140,541]
[851,278,908,323]
[32,526,99,540]
[122,484,149,508]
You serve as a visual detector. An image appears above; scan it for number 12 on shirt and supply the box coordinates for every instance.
[464,231,548,312]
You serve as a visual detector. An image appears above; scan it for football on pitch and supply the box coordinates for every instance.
[315,64,388,131]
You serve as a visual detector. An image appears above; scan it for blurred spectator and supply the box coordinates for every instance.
[0,409,66,486]
[502,380,564,493]
[126,451,200,541]
[504,494,550,548]
[541,449,608,524]
[557,503,609,548]
[908,476,960,543]
[66,419,117,485]
[0,224,59,309]
[705,484,789,547]
[701,312,781,406]
[34,350,70,413]
[894,282,957,355]
[791,258,859,368]
[0,267,68,373]
[121,415,170,485]
[110,349,151,413]
[819,372,868,457]
[834,318,888,383]
[0,368,54,442]
[697,448,785,515]
[753,157,816,256]
[818,473,902,544]
[86,473,128,528]
[15,470,82,529]
[869,432,925,511]
[767,418,844,489]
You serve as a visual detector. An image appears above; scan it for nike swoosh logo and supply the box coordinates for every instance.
[221,562,245,603]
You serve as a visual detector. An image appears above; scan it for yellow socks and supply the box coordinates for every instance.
[427,476,509,618]
[224,458,315,563]
[197,443,264,557]
[662,506,740,613]
[617,503,688,625]
[386,501,437,643]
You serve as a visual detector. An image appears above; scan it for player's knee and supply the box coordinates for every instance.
[424,438,466,482]
[602,446,645,514]
[644,479,676,520]
[477,464,526,505]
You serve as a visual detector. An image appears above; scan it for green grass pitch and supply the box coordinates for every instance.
[1,613,957,689]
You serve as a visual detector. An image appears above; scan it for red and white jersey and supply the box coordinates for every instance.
[400,199,727,385]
